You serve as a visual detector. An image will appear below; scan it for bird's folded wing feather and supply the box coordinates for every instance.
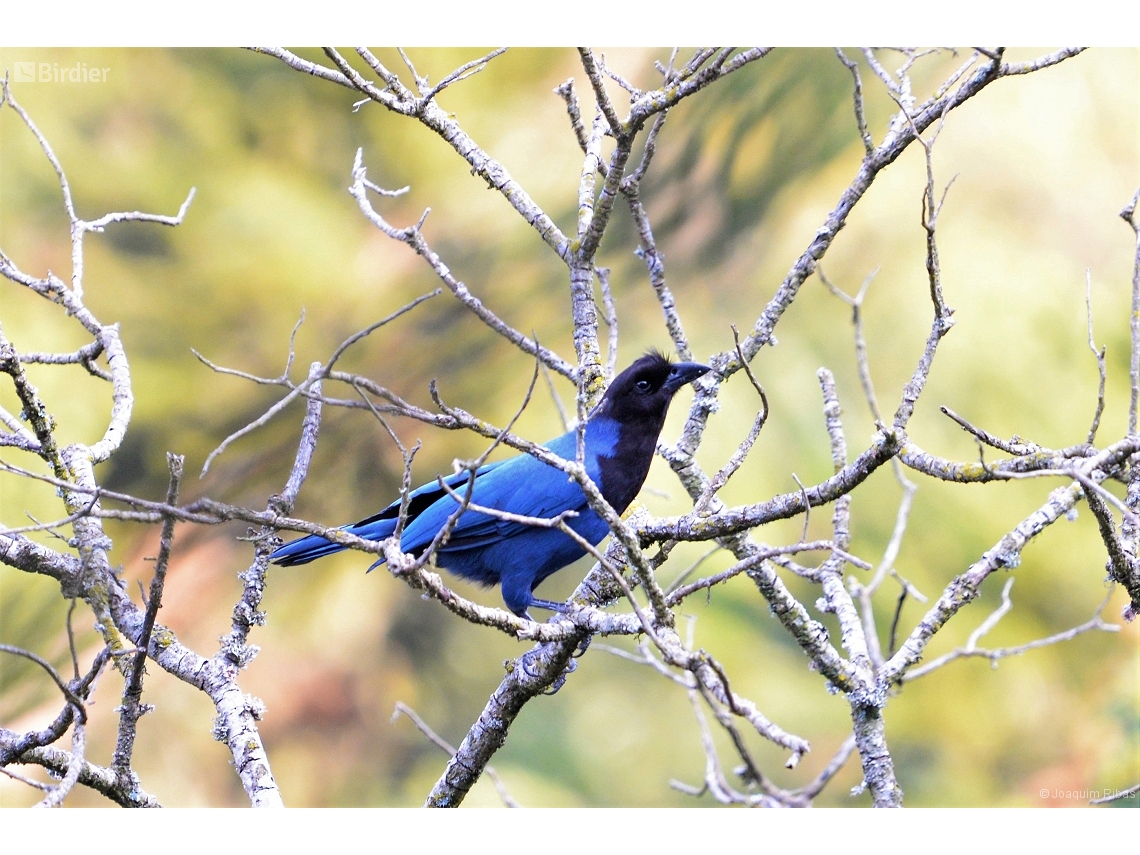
[343,460,507,539]
[406,452,590,553]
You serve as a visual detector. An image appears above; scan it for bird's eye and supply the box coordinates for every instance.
[635,379,652,393]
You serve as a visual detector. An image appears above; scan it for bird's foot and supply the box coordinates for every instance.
[572,634,592,658]
[542,633,594,694]
[543,656,577,695]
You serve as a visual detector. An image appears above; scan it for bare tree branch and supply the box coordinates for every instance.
[110,453,183,786]
[903,579,1119,681]
[392,702,519,808]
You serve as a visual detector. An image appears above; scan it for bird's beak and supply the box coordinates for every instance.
[663,362,712,393]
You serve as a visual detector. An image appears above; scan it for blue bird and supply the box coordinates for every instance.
[270,353,711,617]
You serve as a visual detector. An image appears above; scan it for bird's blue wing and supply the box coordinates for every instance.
[274,421,621,566]
[401,432,610,554]
[271,461,507,565]
[345,459,507,539]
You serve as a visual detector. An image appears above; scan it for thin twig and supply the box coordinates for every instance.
[902,580,1119,681]
[597,267,619,383]
[1085,270,1107,444]
[692,329,768,513]
[1122,186,1140,436]
[392,702,519,808]
[421,48,508,103]
[666,540,869,605]
[0,644,86,711]
[350,150,574,379]
[819,265,881,422]
[835,49,874,156]
[111,454,183,780]
[800,734,859,799]
[578,48,625,138]
[0,764,52,791]
[886,587,908,658]
[791,474,811,542]
[1090,782,1140,805]
[199,289,441,475]
[539,362,571,432]
[34,723,84,808]
[940,407,1040,456]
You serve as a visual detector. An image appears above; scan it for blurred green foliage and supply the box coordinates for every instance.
[0,47,1137,807]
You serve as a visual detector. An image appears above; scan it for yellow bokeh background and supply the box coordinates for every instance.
[0,47,1137,807]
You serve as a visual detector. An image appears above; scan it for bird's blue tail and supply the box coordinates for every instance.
[269,533,348,566]
[270,510,404,567]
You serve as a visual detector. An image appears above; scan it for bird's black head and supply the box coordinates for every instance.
[593,352,711,428]
[587,352,711,514]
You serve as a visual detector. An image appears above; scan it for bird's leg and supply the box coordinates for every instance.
[528,597,569,613]
[528,597,591,654]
